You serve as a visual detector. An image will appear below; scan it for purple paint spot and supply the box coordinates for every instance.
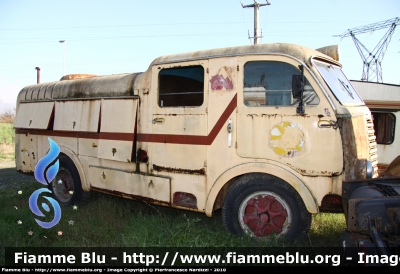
[210,74,234,90]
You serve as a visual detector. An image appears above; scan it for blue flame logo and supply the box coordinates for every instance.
[29,188,62,228]
[34,138,60,185]
[29,137,62,228]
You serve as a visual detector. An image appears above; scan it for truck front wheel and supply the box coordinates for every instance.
[49,154,89,206]
[222,173,311,240]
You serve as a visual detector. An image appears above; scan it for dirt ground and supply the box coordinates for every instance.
[0,159,36,192]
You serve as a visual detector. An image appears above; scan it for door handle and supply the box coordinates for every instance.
[152,118,165,124]
[318,120,338,129]
[227,119,232,147]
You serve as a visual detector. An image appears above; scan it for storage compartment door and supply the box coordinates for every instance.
[14,102,54,129]
[98,99,138,162]
[54,100,101,132]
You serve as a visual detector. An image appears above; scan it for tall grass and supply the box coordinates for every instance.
[0,182,346,248]
[0,181,346,265]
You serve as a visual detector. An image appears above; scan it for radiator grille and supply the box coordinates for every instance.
[366,117,379,177]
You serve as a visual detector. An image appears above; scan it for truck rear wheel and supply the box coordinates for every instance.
[49,154,89,206]
[222,173,311,240]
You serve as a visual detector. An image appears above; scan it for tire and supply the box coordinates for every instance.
[49,154,90,206]
[222,173,311,241]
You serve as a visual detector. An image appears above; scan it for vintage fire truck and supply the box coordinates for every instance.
[14,43,378,240]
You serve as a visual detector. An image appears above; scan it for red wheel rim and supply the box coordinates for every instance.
[239,192,290,237]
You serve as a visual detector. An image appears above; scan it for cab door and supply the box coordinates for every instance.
[236,56,343,177]
[148,60,209,210]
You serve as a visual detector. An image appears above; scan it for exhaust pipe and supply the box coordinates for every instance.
[35,67,40,84]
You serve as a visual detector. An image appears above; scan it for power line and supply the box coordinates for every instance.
[0,22,245,31]
[1,28,340,40]
[0,20,370,31]
[335,17,399,83]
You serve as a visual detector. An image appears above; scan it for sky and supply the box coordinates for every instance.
[1,0,399,112]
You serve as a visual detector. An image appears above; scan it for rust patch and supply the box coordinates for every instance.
[387,207,400,227]
[91,186,171,207]
[17,169,34,176]
[261,114,278,118]
[137,148,148,163]
[54,73,140,99]
[60,74,98,81]
[153,164,206,175]
[285,162,338,177]
[338,115,370,180]
[173,192,197,209]
[319,194,343,213]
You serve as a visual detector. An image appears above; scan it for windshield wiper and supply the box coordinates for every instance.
[339,79,354,99]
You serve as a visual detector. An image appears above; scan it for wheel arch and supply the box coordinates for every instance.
[205,162,318,216]
[58,146,89,191]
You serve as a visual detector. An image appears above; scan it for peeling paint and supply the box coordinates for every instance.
[210,74,234,90]
[269,121,305,157]
[324,108,331,116]
[210,67,234,90]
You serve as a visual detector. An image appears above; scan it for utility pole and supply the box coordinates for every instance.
[241,0,271,45]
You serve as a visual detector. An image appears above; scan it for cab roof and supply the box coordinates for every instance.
[151,43,337,67]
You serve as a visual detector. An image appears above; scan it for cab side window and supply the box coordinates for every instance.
[372,112,396,144]
[243,61,319,107]
[158,66,204,107]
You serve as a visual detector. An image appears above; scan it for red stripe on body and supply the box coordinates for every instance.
[15,94,237,145]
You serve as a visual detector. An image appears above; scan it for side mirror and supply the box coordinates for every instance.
[292,74,303,99]
[292,65,305,114]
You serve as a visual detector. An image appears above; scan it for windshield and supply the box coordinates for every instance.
[313,60,364,105]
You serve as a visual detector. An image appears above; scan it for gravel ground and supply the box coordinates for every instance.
[0,159,36,192]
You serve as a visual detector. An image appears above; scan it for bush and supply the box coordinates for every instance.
[0,123,14,145]
[0,109,15,124]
